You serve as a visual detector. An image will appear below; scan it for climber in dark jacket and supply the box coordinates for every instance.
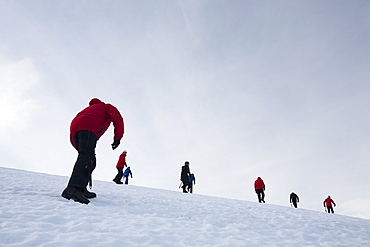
[180,161,191,193]
[290,192,299,208]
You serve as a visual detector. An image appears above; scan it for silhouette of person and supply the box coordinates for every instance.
[113,150,127,184]
[187,173,196,193]
[62,98,124,204]
[290,192,299,208]
[180,161,191,193]
[123,166,133,184]
[323,195,336,213]
[254,177,265,203]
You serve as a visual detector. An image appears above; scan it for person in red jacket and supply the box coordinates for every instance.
[323,195,336,213]
[61,98,124,204]
[254,177,265,203]
[113,150,127,184]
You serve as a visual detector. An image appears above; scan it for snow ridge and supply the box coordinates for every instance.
[1,167,370,246]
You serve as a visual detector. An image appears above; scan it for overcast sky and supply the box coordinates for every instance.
[1,0,370,219]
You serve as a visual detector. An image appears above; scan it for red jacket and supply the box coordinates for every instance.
[324,197,336,207]
[70,98,124,149]
[116,152,127,168]
[254,177,265,191]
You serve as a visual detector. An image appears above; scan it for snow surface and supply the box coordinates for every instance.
[1,167,370,247]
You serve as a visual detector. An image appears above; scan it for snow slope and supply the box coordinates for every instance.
[1,167,370,246]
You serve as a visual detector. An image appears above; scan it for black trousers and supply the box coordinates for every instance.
[181,180,190,192]
[67,130,97,190]
[114,167,124,181]
[327,207,334,213]
[292,200,298,208]
[256,189,265,203]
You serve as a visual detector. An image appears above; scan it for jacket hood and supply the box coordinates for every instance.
[89,98,104,105]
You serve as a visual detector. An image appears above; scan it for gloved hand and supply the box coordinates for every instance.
[111,139,120,150]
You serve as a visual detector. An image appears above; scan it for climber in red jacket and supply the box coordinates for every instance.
[113,150,128,184]
[323,196,336,213]
[254,177,266,203]
[62,98,124,204]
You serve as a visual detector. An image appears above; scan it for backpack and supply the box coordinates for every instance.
[188,173,195,183]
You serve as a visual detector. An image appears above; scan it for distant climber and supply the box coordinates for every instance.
[290,192,299,208]
[187,173,196,193]
[254,177,265,203]
[323,196,336,213]
[113,150,128,184]
[123,166,133,184]
[180,161,191,193]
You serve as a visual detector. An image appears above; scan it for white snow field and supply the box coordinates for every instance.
[1,167,370,247]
